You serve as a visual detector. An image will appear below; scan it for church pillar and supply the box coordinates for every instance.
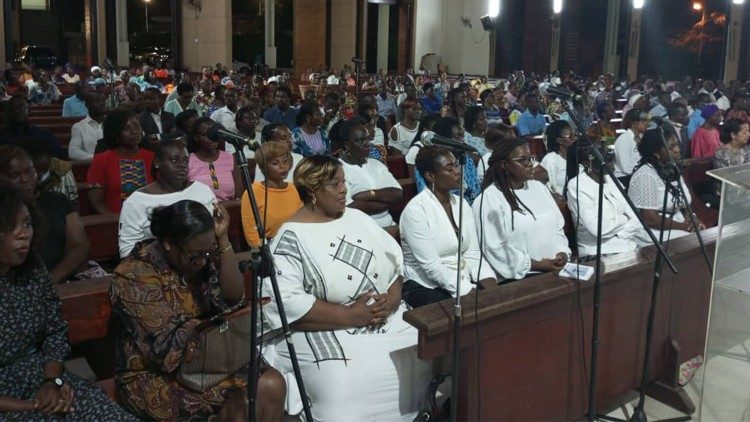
[376,4,389,72]
[549,13,561,72]
[264,0,276,69]
[625,5,643,81]
[723,1,745,83]
[603,0,621,76]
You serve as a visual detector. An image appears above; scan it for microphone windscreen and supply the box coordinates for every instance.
[206,123,225,141]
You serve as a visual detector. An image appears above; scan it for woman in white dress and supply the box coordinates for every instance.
[118,140,216,257]
[400,146,496,308]
[565,140,649,261]
[262,155,431,421]
[540,120,576,196]
[628,128,704,242]
[389,97,422,154]
[339,117,403,228]
[473,138,570,281]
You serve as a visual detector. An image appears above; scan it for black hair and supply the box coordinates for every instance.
[176,82,194,95]
[624,108,647,129]
[479,88,493,103]
[152,139,187,179]
[356,101,376,118]
[564,139,592,198]
[0,182,40,272]
[150,200,215,246]
[175,109,199,132]
[275,85,292,98]
[415,145,452,178]
[636,128,667,171]
[422,82,434,92]
[545,120,572,153]
[295,101,320,127]
[446,89,465,118]
[339,116,368,145]
[720,118,747,144]
[413,114,439,147]
[323,92,340,103]
[260,123,283,142]
[667,101,687,119]
[433,116,461,139]
[483,137,535,229]
[144,87,161,97]
[99,108,137,151]
[188,117,215,153]
[464,106,485,134]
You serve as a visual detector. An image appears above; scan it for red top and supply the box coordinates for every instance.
[691,127,722,159]
[86,148,155,213]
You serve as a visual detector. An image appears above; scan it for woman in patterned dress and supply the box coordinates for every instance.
[110,200,285,420]
[0,183,134,421]
[262,155,431,421]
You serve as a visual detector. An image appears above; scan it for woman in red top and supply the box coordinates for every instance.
[86,109,154,214]
[692,104,723,158]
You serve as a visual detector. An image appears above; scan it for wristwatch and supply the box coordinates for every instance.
[369,189,376,197]
[43,377,64,389]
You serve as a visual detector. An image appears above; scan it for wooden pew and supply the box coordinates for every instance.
[683,157,718,228]
[387,154,409,179]
[29,116,81,126]
[72,161,90,184]
[404,228,717,421]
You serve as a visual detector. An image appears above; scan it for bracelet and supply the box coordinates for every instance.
[219,244,234,254]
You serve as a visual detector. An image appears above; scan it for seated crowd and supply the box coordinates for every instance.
[1,60,749,420]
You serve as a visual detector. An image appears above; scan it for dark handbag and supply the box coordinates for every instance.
[176,306,253,391]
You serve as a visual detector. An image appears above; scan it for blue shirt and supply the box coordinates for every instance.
[62,95,88,117]
[420,96,442,116]
[516,110,547,137]
[687,111,705,140]
[263,106,300,130]
[376,95,397,119]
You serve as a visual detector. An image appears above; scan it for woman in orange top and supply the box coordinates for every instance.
[241,142,303,248]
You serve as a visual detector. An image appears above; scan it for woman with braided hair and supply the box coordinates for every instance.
[472,138,570,281]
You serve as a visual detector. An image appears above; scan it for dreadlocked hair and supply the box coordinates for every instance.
[483,137,535,230]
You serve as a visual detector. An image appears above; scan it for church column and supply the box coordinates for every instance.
[96,0,106,66]
[376,4,389,72]
[0,0,6,71]
[549,12,561,72]
[603,0,621,76]
[625,5,643,81]
[723,1,745,82]
[264,0,276,69]
[115,0,128,67]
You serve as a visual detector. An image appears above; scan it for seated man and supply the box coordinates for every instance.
[516,94,546,137]
[27,70,61,106]
[262,85,299,129]
[210,86,240,132]
[138,87,175,150]
[62,81,89,117]
[69,92,106,162]
[0,95,63,158]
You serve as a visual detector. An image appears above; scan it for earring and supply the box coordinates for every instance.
[430,180,435,192]
[312,196,317,205]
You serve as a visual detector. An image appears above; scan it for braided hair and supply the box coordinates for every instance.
[483,137,536,229]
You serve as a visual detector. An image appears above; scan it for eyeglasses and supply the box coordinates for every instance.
[510,156,536,166]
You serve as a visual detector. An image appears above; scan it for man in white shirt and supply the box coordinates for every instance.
[210,87,239,132]
[68,93,106,161]
[326,70,340,86]
[613,109,649,184]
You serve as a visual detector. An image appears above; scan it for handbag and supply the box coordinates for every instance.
[176,306,253,391]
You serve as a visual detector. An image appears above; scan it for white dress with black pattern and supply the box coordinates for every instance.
[262,208,431,421]
[0,262,135,421]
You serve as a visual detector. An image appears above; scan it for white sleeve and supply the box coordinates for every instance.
[262,233,317,331]
[461,199,496,282]
[405,144,421,165]
[68,123,91,161]
[539,183,572,257]
[629,169,664,211]
[375,161,402,189]
[568,180,631,241]
[614,134,639,176]
[118,198,146,257]
[472,190,531,280]
[400,204,461,294]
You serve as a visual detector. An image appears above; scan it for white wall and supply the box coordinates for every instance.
[413,0,490,75]
[181,0,232,72]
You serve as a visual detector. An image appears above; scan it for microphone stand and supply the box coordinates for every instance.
[557,101,678,422]
[629,126,712,422]
[449,151,466,422]
[231,141,313,422]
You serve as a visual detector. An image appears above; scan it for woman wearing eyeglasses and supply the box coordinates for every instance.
[119,140,216,257]
[86,109,155,214]
[473,138,570,281]
[540,120,577,196]
[111,200,286,421]
[188,117,243,201]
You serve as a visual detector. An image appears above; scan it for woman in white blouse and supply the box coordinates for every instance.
[628,128,704,242]
[566,140,649,261]
[339,117,403,227]
[400,146,496,308]
[473,138,570,281]
[540,120,576,196]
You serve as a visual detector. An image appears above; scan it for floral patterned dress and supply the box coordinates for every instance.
[110,241,246,420]
[0,261,134,421]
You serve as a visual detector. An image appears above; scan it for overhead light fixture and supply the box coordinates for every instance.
[633,0,644,9]
[553,0,563,14]
[732,0,744,4]
[693,1,703,10]
[488,0,500,17]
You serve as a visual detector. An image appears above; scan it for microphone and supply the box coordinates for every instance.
[351,57,363,63]
[422,132,478,153]
[546,85,574,100]
[206,123,260,151]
